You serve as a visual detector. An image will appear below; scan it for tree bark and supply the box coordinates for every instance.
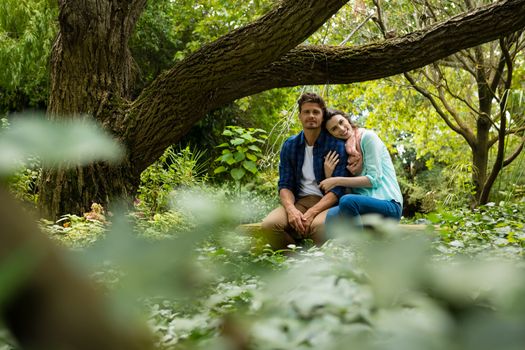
[40,0,525,218]
[471,51,493,204]
[40,0,147,219]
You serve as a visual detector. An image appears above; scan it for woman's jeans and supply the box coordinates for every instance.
[326,194,402,229]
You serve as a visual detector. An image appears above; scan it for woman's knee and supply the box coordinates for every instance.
[339,195,361,215]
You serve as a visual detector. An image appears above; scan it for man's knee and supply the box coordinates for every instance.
[260,219,295,251]
[261,216,282,233]
[261,207,288,232]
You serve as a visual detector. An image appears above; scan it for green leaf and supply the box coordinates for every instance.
[248,145,262,152]
[222,130,233,136]
[241,134,255,141]
[246,153,257,161]
[233,127,244,134]
[230,138,245,146]
[0,115,123,175]
[242,160,257,174]
[220,153,235,165]
[230,168,246,181]
[213,166,227,174]
[233,151,245,162]
[217,142,229,148]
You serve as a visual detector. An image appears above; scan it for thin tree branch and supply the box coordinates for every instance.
[433,62,481,115]
[404,71,477,146]
[488,124,525,147]
[451,52,477,77]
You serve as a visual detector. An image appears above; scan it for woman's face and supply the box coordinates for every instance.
[326,114,352,140]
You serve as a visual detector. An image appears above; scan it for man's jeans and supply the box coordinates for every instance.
[326,194,402,228]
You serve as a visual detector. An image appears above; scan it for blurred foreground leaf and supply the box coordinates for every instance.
[0,115,123,175]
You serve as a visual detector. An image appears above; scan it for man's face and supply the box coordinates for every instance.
[298,102,323,130]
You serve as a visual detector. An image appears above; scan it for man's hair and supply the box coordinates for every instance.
[297,92,326,112]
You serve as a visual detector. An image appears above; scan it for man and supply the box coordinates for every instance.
[261,92,348,249]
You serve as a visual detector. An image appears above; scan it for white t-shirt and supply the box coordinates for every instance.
[298,145,323,197]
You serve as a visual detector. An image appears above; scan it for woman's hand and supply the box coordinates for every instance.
[320,177,340,192]
[324,151,339,178]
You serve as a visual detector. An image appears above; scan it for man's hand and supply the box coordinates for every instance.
[324,150,339,178]
[286,206,305,234]
[301,209,317,237]
[319,177,340,192]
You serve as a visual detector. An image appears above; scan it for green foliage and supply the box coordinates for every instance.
[428,201,525,259]
[137,145,209,214]
[0,0,58,112]
[172,0,273,59]
[4,158,40,206]
[0,114,122,209]
[214,125,267,184]
[0,115,123,175]
[7,179,525,350]
[181,183,278,224]
[133,210,193,240]
[41,215,106,249]
[0,117,39,204]
[70,199,525,350]
[129,0,189,93]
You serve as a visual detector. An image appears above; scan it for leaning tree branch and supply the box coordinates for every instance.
[129,0,348,168]
[129,0,525,170]
[436,76,476,137]
[216,0,525,107]
[432,62,481,122]
[487,41,508,101]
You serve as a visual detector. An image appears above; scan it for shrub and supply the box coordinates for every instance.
[214,125,267,186]
[137,145,209,214]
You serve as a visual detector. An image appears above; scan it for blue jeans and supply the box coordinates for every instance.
[326,194,402,228]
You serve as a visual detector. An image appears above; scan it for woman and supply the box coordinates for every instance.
[319,109,403,226]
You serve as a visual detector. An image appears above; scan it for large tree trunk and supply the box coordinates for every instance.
[39,0,147,219]
[39,0,525,219]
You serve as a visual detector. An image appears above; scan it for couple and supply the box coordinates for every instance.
[261,92,403,249]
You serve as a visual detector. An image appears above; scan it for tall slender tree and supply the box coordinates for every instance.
[40,0,525,219]
[371,0,525,205]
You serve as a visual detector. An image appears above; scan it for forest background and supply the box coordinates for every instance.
[1,0,525,349]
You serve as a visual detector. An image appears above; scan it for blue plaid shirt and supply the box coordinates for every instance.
[278,129,348,199]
